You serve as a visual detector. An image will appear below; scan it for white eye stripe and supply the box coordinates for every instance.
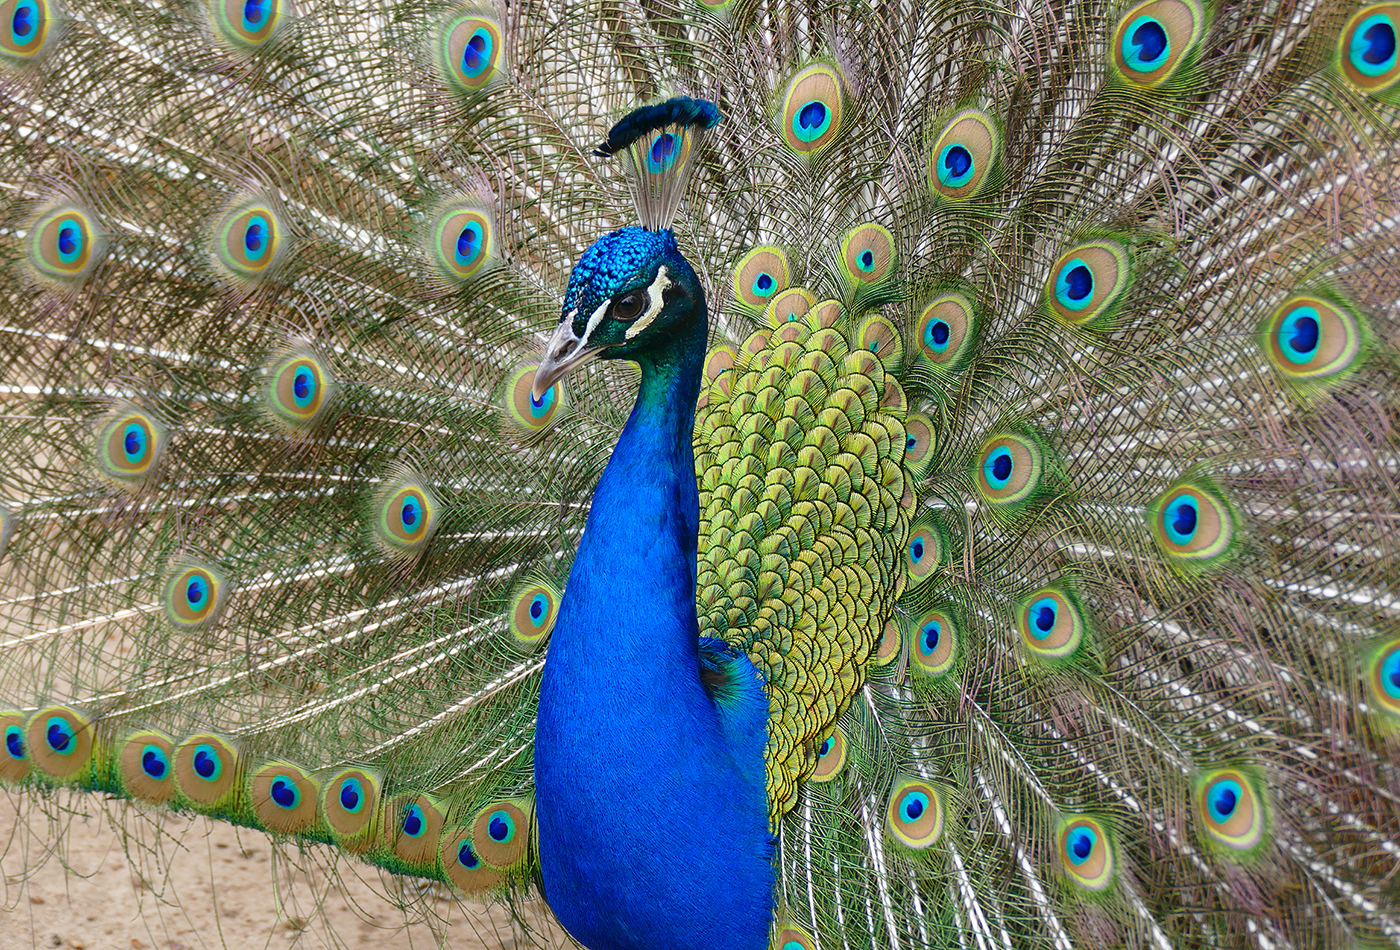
[578,299,612,348]
[624,266,674,340]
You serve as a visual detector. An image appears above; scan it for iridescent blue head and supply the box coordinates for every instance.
[533,227,705,397]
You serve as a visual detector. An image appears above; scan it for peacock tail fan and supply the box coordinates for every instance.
[1,0,1398,947]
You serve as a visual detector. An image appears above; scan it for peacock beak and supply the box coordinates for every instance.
[532,313,601,399]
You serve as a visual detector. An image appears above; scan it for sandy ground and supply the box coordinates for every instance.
[0,792,570,950]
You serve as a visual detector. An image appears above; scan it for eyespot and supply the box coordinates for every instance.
[264,351,336,431]
[505,362,566,431]
[973,431,1047,513]
[929,109,999,199]
[901,412,937,480]
[26,706,94,782]
[163,561,227,631]
[508,580,560,647]
[174,733,239,808]
[212,0,288,49]
[96,409,166,487]
[909,609,957,678]
[810,726,847,783]
[887,776,944,849]
[1045,239,1133,327]
[1110,0,1206,87]
[780,63,844,154]
[389,794,444,868]
[1259,294,1369,392]
[471,799,531,868]
[1,0,53,62]
[213,200,285,282]
[1368,639,1400,719]
[839,223,896,289]
[1017,586,1087,661]
[1196,769,1268,856]
[26,205,105,285]
[1059,816,1114,891]
[904,513,948,587]
[321,768,380,851]
[913,292,978,373]
[430,207,495,283]
[1147,478,1236,571]
[372,475,439,557]
[439,13,502,93]
[1338,5,1400,95]
[250,761,318,833]
[1,710,29,783]
[440,827,505,893]
[733,246,791,311]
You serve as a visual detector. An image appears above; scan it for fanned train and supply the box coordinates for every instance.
[2,0,1399,947]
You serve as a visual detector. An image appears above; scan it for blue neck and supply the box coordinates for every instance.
[533,299,772,950]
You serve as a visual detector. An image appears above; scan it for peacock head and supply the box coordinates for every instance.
[532,225,704,398]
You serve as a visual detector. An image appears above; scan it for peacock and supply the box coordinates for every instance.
[1,0,1399,946]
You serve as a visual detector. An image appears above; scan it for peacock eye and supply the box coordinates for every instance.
[612,291,646,321]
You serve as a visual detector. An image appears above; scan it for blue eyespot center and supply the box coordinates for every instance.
[12,2,35,42]
[141,746,168,778]
[1164,493,1200,546]
[1352,15,1397,75]
[899,791,928,822]
[488,810,514,842]
[652,133,676,164]
[1057,262,1093,307]
[818,737,833,756]
[58,226,74,254]
[1279,306,1321,363]
[1029,597,1059,640]
[926,319,951,350]
[1380,648,1400,698]
[45,718,73,753]
[754,273,775,294]
[920,621,940,655]
[937,143,975,187]
[6,727,25,759]
[906,434,917,450]
[1124,16,1170,70]
[400,495,422,531]
[193,745,221,780]
[271,776,298,808]
[1207,780,1240,823]
[338,777,363,811]
[859,249,875,272]
[245,223,263,252]
[1067,827,1096,863]
[458,841,481,869]
[186,577,206,609]
[983,446,1014,489]
[798,101,827,130]
[529,593,548,626]
[910,537,925,561]
[123,423,146,462]
[462,30,490,74]
[243,0,267,29]
[404,804,425,837]
[529,385,555,419]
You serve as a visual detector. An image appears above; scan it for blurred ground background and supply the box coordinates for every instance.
[1,793,568,950]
